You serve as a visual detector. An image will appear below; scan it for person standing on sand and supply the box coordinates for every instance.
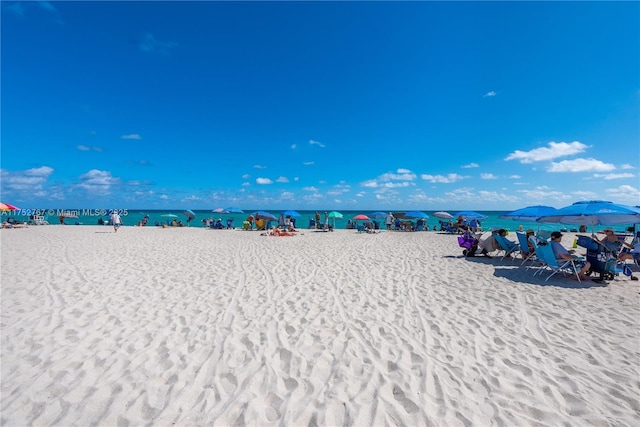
[385,212,394,231]
[110,210,122,233]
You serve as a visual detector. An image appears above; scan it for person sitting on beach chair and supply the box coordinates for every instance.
[550,231,591,281]
[479,228,501,255]
[618,232,640,265]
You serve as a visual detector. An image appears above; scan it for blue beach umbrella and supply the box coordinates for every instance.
[369,211,388,219]
[404,211,429,219]
[225,207,244,214]
[454,211,488,221]
[252,211,278,221]
[536,201,640,233]
[500,205,559,231]
[282,210,301,217]
[500,205,559,222]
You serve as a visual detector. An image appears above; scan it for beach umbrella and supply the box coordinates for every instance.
[0,202,20,211]
[536,200,640,234]
[252,211,278,221]
[500,205,559,231]
[369,211,388,219]
[500,205,559,221]
[212,207,229,214]
[282,210,301,217]
[454,211,488,221]
[161,213,178,218]
[325,211,343,228]
[433,211,453,219]
[353,214,370,221]
[183,209,196,226]
[225,207,244,213]
[404,210,429,219]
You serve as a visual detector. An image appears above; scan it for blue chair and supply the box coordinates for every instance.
[515,232,537,266]
[494,234,520,261]
[537,243,585,282]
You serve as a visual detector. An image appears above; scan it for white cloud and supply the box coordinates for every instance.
[462,163,479,168]
[420,173,466,183]
[275,176,289,183]
[547,158,615,173]
[303,161,315,166]
[517,186,575,203]
[381,182,412,188]
[593,173,635,180]
[241,182,250,186]
[242,174,250,179]
[509,175,521,179]
[0,166,54,191]
[138,33,178,55]
[505,141,588,163]
[443,187,476,201]
[291,144,297,149]
[483,91,496,97]
[480,173,498,180]
[256,177,273,185]
[606,185,640,203]
[77,169,120,193]
[379,169,416,181]
[183,195,201,202]
[620,164,635,170]
[327,184,350,196]
[309,139,325,148]
[361,180,378,188]
[476,190,519,202]
[280,191,295,200]
[7,0,63,23]
[121,134,141,140]
[302,186,318,192]
[253,165,266,169]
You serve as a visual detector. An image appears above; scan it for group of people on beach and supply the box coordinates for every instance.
[462,226,639,282]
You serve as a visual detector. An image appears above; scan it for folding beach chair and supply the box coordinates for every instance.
[494,234,520,261]
[515,232,537,266]
[537,243,585,282]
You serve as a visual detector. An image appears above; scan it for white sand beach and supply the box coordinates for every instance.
[1,225,638,426]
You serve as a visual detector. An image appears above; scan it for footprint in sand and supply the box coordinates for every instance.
[220,373,237,393]
[283,377,298,392]
[392,384,419,413]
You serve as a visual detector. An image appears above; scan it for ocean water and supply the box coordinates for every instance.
[13,209,636,234]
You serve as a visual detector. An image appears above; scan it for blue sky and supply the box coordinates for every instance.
[2,1,639,211]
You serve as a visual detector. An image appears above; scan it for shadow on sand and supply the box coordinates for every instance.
[453,254,610,289]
